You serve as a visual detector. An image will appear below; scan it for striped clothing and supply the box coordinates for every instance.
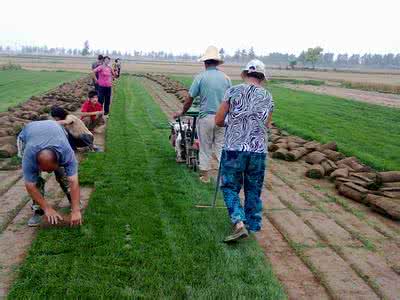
[223,84,274,153]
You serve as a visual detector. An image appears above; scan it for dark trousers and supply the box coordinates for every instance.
[67,133,94,150]
[98,86,112,115]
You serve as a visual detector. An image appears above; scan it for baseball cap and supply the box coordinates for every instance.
[243,59,266,78]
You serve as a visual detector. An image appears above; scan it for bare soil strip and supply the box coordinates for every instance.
[282,83,400,108]
[140,76,400,300]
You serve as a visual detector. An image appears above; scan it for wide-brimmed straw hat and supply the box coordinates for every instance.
[199,46,223,63]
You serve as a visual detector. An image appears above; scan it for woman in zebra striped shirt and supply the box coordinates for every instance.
[215,59,274,243]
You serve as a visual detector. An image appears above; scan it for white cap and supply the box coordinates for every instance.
[243,59,266,78]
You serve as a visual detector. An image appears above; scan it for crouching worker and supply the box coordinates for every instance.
[50,106,97,151]
[215,60,274,243]
[17,120,82,227]
[80,90,104,130]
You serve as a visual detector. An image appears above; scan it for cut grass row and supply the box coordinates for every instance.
[172,75,400,171]
[0,69,83,112]
[9,76,286,299]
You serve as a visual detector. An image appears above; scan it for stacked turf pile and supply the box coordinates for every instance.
[269,126,400,220]
[136,73,189,102]
[0,77,93,159]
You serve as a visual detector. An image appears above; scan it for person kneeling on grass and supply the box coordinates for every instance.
[50,106,98,152]
[80,90,104,130]
[17,120,82,227]
[215,59,274,243]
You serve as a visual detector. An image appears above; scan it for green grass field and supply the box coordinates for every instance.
[9,76,286,299]
[172,75,400,171]
[0,69,83,112]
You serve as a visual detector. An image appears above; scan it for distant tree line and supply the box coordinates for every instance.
[1,42,400,69]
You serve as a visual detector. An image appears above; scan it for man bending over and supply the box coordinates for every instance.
[17,120,82,227]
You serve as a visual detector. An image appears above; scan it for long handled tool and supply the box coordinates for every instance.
[195,159,225,209]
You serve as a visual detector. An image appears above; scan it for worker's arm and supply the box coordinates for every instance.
[91,71,97,83]
[57,118,73,126]
[111,67,116,79]
[80,111,101,117]
[25,182,63,224]
[68,174,82,226]
[173,95,193,119]
[215,101,229,127]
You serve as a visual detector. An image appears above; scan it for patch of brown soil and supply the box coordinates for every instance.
[283,83,400,108]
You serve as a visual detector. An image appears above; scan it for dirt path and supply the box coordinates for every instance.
[0,124,105,297]
[139,76,400,300]
[282,83,400,108]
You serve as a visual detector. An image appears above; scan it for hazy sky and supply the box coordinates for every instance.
[1,0,398,55]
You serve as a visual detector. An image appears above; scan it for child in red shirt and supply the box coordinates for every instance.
[81,91,104,130]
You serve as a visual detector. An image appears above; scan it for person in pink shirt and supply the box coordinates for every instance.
[92,56,115,115]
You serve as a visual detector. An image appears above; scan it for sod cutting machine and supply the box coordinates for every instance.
[169,105,200,171]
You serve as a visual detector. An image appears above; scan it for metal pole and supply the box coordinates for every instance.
[212,159,222,208]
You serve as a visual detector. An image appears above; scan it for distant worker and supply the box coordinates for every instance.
[80,90,104,130]
[17,120,82,227]
[92,55,104,92]
[215,59,274,243]
[50,106,98,151]
[113,58,121,78]
[93,56,115,116]
[173,46,231,183]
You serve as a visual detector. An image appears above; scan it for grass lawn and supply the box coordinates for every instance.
[172,75,400,171]
[9,76,286,299]
[0,69,83,112]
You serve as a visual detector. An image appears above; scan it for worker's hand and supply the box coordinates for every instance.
[70,210,82,227]
[172,112,182,119]
[96,111,103,116]
[44,207,63,225]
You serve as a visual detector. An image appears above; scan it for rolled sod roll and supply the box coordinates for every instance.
[268,142,279,152]
[338,182,369,204]
[272,148,289,160]
[305,151,327,165]
[335,177,369,188]
[336,157,371,172]
[286,147,309,161]
[287,142,301,150]
[383,182,400,188]
[270,134,281,143]
[366,194,400,220]
[275,142,288,149]
[382,191,400,199]
[287,136,307,145]
[305,164,325,179]
[321,149,345,162]
[330,168,349,179]
[321,159,337,175]
[304,141,321,151]
[378,171,400,183]
[318,141,338,151]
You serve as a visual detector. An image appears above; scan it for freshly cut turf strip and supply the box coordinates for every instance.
[9,76,286,299]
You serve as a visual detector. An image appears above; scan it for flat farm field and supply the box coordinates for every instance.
[2,55,400,86]
[0,69,83,112]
